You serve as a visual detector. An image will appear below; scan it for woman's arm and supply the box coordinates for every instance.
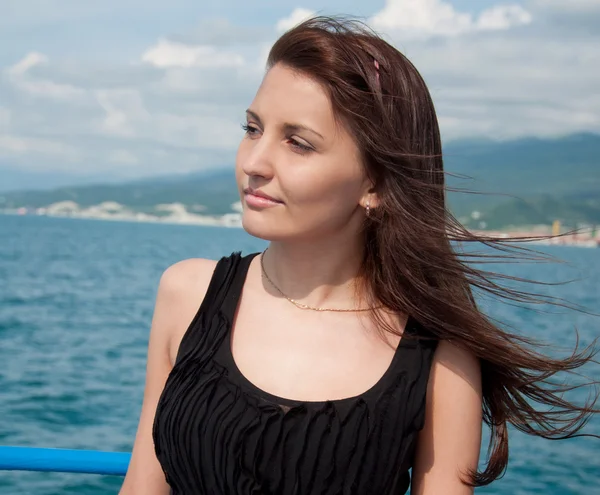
[119,259,217,495]
[411,340,483,495]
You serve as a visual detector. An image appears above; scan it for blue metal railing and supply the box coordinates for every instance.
[0,446,131,475]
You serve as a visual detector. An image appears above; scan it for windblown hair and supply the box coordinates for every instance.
[267,17,599,487]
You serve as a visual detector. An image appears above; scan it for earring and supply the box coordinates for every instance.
[365,200,371,217]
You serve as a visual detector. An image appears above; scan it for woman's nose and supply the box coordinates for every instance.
[240,134,276,180]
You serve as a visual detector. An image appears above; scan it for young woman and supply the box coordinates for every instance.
[120,17,598,495]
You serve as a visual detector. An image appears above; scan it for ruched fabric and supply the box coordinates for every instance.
[153,252,438,495]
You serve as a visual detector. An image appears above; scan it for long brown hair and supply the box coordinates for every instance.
[267,16,600,487]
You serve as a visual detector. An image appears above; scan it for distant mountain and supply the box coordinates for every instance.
[1,133,599,228]
[0,167,239,215]
[464,191,600,230]
[444,133,600,216]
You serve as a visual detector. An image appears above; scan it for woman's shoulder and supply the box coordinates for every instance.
[160,258,217,284]
[157,253,252,363]
[159,257,219,293]
[156,258,219,364]
[158,251,253,308]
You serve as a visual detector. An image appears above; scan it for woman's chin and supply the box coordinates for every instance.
[242,213,281,241]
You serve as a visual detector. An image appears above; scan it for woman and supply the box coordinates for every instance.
[120,17,598,495]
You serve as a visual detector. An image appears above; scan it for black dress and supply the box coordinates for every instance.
[153,252,438,494]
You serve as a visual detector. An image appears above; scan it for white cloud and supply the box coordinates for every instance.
[476,5,532,30]
[370,0,532,39]
[141,39,245,68]
[94,89,149,138]
[404,30,600,139]
[6,52,87,100]
[7,52,48,76]
[276,8,315,33]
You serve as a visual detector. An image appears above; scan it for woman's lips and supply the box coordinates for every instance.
[243,188,283,209]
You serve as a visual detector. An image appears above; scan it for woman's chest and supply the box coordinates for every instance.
[230,301,402,404]
[154,357,415,495]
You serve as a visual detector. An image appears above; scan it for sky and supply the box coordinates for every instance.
[1,0,599,180]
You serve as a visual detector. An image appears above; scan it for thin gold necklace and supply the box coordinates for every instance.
[259,249,377,313]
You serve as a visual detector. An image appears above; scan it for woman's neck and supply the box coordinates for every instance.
[262,237,367,310]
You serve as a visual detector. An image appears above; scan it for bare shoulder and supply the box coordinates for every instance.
[156,258,218,365]
[411,341,482,494]
[426,340,482,429]
[159,258,218,297]
[431,340,481,386]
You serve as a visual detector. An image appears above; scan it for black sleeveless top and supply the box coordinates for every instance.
[153,252,438,495]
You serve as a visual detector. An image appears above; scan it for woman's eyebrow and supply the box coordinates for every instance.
[245,109,263,126]
[282,123,324,141]
[246,109,324,141]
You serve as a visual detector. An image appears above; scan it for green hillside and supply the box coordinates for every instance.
[0,168,240,215]
[444,133,600,218]
[461,192,600,230]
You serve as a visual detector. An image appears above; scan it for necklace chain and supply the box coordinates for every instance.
[259,250,376,313]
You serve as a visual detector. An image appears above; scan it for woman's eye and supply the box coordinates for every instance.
[241,123,260,136]
[240,124,312,154]
[288,138,313,154]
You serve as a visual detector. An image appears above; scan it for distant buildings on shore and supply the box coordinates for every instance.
[6,200,243,228]
[471,219,599,248]
[4,202,599,248]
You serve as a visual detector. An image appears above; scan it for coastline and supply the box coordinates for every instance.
[470,228,599,248]
[2,203,598,248]
[0,201,244,229]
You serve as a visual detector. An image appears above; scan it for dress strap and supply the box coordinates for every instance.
[173,252,255,365]
[219,252,260,322]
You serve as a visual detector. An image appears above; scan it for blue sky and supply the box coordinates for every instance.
[1,0,599,180]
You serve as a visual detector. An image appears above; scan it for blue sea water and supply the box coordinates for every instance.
[0,214,598,494]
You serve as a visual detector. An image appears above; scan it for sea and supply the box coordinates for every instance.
[0,214,598,495]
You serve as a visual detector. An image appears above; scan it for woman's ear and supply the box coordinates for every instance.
[359,192,380,217]
[360,184,380,210]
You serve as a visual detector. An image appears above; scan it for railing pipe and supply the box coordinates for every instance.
[0,446,130,476]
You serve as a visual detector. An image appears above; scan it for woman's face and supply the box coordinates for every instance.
[235,63,373,242]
